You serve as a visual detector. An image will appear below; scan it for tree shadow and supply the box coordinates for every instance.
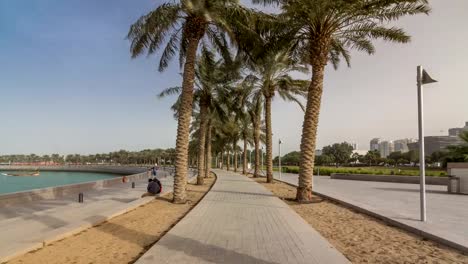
[142,233,281,264]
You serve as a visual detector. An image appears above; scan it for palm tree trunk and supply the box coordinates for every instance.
[242,136,248,174]
[233,139,238,172]
[204,120,212,178]
[297,59,326,202]
[196,102,209,185]
[173,37,200,204]
[265,96,274,183]
[253,119,261,178]
[227,150,230,171]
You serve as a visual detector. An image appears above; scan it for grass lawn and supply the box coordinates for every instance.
[268,165,447,177]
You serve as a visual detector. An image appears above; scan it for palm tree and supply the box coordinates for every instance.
[128,0,260,203]
[238,113,254,174]
[446,131,468,163]
[245,50,308,183]
[255,0,430,202]
[159,49,236,185]
[233,82,264,177]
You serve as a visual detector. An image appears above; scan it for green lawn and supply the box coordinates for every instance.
[268,166,447,177]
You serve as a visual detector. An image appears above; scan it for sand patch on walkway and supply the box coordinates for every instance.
[7,177,215,264]
[253,177,468,264]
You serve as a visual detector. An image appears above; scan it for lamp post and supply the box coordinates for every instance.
[417,65,437,222]
[279,139,283,180]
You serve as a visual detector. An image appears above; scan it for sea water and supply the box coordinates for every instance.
[0,171,118,195]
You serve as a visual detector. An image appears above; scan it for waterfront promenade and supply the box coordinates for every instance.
[0,172,195,263]
[268,170,468,253]
[137,169,349,264]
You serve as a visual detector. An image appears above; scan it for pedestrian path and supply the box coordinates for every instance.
[0,171,196,263]
[136,169,349,264]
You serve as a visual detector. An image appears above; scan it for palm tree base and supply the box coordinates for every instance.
[172,198,187,204]
[296,187,313,202]
[197,177,204,185]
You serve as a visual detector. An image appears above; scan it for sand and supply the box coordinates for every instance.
[7,176,215,264]
[252,177,468,264]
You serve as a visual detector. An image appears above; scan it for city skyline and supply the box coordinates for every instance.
[1,0,468,155]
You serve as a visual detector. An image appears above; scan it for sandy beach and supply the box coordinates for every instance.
[253,176,468,264]
[6,176,215,264]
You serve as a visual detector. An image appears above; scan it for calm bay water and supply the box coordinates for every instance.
[0,171,119,195]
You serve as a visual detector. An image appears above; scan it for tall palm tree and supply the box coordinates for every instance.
[159,49,235,185]
[245,50,308,183]
[233,82,264,177]
[238,113,254,174]
[255,0,430,202]
[128,0,260,203]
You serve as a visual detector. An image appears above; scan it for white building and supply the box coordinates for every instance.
[379,141,394,158]
[370,138,380,151]
[393,138,417,153]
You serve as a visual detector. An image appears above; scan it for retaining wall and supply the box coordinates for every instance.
[330,173,448,185]
[0,165,168,206]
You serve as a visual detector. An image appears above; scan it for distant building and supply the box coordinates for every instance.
[393,138,417,153]
[408,136,465,156]
[370,138,380,151]
[315,149,323,156]
[448,121,468,136]
[379,141,394,158]
[408,121,468,155]
[352,150,368,156]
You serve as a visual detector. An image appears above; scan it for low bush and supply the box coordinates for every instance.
[279,166,446,177]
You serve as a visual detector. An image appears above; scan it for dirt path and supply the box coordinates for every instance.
[7,176,215,264]
[252,177,468,264]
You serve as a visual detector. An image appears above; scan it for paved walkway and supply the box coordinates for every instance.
[267,170,468,253]
[136,169,349,264]
[0,171,196,263]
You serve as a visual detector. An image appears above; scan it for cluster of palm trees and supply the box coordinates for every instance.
[128,0,430,203]
[0,149,177,166]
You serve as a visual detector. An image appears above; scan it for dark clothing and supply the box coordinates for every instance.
[147,179,162,194]
[151,167,157,176]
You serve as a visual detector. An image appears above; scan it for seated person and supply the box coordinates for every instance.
[141,178,162,197]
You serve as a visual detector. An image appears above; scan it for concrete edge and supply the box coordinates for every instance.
[0,172,200,263]
[266,176,468,254]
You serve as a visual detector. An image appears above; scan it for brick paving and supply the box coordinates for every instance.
[136,169,349,264]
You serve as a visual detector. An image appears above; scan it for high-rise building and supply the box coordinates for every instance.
[393,138,416,153]
[370,138,380,151]
[379,141,394,158]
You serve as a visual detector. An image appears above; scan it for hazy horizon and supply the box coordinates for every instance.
[1,0,467,156]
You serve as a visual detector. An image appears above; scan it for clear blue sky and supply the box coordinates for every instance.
[1,0,467,155]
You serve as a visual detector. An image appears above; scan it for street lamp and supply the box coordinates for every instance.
[278,139,283,180]
[417,65,437,222]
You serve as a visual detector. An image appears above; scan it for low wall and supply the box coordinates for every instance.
[0,165,168,207]
[330,173,448,186]
[0,165,147,175]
